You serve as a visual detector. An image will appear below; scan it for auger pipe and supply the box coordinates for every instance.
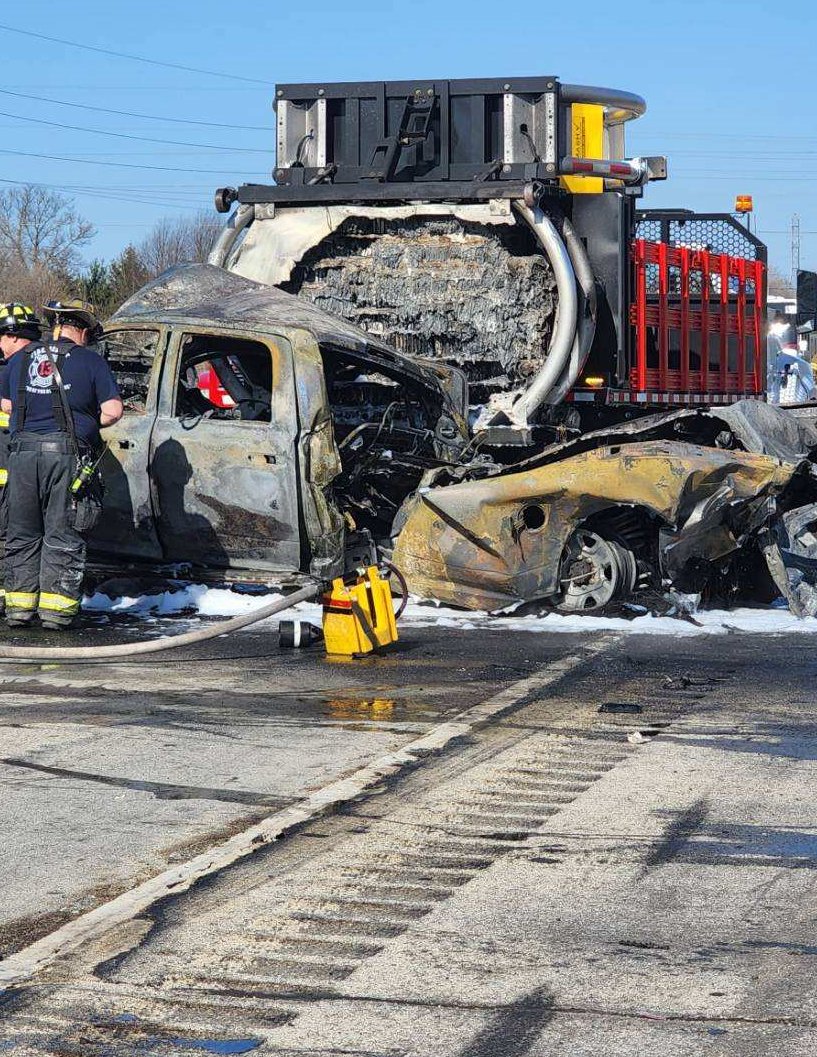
[207,202,254,268]
[560,84,647,126]
[500,200,579,426]
[543,213,599,406]
[0,582,320,663]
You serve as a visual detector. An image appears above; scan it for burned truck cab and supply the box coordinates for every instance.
[92,263,468,581]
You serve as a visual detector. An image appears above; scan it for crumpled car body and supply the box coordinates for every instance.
[394,400,817,613]
[90,263,468,584]
[393,440,807,611]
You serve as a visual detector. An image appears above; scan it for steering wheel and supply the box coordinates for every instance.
[232,397,270,421]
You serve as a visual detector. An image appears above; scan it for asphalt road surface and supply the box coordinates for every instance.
[0,618,816,1055]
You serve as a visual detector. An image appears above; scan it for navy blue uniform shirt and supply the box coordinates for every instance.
[0,338,120,448]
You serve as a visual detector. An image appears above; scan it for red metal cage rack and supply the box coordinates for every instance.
[629,238,765,403]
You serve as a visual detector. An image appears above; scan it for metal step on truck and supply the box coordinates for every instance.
[209,75,767,450]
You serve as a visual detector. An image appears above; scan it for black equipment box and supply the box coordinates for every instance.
[273,77,563,186]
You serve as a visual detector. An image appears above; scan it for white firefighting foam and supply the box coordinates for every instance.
[82,585,817,637]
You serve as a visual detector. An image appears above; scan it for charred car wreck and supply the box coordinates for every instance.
[91,263,817,618]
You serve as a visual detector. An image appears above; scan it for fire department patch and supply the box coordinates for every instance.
[27,349,55,390]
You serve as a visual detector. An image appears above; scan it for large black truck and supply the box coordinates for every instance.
[210,76,767,448]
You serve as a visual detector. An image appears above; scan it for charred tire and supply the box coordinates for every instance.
[555,528,638,613]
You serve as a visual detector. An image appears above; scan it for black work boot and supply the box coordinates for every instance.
[6,612,35,628]
[39,616,74,632]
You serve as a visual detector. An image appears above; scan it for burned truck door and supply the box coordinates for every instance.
[290,332,345,580]
[91,326,165,560]
[149,327,302,571]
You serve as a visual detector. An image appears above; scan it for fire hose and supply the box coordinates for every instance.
[0,563,409,664]
[0,582,321,663]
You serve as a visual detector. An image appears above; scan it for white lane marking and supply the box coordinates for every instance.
[0,636,615,989]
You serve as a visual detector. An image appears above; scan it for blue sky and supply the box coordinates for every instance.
[2,0,814,275]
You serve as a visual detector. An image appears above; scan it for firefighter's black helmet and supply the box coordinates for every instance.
[0,303,42,339]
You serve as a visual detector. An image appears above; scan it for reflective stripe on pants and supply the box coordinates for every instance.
[38,592,80,616]
[6,590,38,612]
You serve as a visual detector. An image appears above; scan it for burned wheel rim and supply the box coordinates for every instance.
[556,529,636,613]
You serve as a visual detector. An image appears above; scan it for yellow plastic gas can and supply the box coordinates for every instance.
[322,566,399,656]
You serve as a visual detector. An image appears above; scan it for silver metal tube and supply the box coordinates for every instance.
[546,215,598,405]
[506,201,578,425]
[560,84,647,126]
[207,203,255,268]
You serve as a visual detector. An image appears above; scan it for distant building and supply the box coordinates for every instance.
[767,294,797,321]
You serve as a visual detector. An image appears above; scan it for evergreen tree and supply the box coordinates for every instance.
[81,260,115,316]
[108,246,150,310]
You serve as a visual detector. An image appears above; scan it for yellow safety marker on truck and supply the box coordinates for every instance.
[562,103,604,194]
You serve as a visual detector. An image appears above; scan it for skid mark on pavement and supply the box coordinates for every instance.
[1,757,295,808]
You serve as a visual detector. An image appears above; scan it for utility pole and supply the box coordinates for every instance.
[792,213,801,288]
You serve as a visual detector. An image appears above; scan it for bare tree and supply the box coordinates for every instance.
[185,211,224,263]
[768,265,795,298]
[0,257,75,311]
[137,211,223,276]
[0,184,95,274]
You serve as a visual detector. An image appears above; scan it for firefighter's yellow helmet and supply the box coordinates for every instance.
[0,303,42,335]
[41,298,100,330]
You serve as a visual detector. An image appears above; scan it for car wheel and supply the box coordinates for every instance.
[556,528,638,613]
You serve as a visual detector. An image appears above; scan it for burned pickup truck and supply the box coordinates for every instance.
[93,263,817,616]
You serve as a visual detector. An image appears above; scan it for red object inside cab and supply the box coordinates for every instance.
[196,365,235,409]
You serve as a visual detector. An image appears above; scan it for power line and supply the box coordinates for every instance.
[0,84,259,92]
[0,176,206,211]
[0,87,272,131]
[668,173,817,182]
[649,131,817,143]
[0,106,271,153]
[670,149,817,158]
[18,151,266,158]
[0,23,271,85]
[4,179,226,195]
[0,146,267,176]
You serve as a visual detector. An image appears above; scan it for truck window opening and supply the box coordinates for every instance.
[102,328,160,414]
[175,334,273,422]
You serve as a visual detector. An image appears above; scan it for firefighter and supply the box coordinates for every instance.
[42,298,104,351]
[0,305,44,613]
[0,304,123,629]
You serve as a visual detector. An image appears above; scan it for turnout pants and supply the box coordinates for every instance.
[5,432,85,626]
[0,409,9,611]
